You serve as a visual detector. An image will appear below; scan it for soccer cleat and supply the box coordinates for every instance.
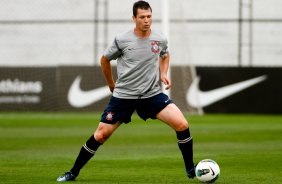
[57,171,77,182]
[186,166,196,179]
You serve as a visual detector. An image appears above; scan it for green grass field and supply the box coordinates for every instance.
[0,113,281,184]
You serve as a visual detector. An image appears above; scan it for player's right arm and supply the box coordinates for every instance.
[100,55,115,93]
[101,35,123,93]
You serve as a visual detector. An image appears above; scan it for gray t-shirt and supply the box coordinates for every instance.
[104,29,168,99]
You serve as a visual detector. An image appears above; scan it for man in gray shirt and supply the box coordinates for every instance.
[57,1,195,182]
[104,28,168,99]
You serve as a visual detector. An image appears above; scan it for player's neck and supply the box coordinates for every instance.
[134,28,151,38]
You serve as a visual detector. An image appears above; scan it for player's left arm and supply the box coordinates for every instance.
[159,52,172,90]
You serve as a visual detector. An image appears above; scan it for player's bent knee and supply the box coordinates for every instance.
[175,122,189,132]
[94,131,110,143]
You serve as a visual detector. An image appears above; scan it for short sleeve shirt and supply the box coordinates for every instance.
[104,29,169,99]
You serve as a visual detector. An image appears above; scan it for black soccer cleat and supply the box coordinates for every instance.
[186,166,196,179]
[57,171,77,182]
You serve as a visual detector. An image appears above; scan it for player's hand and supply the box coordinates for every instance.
[161,76,172,90]
[108,83,115,93]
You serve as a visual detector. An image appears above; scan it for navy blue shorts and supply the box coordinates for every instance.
[100,93,173,124]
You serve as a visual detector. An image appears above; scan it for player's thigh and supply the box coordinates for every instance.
[156,103,189,131]
[101,96,135,124]
[94,121,121,143]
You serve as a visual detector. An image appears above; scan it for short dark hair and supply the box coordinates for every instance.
[133,1,152,17]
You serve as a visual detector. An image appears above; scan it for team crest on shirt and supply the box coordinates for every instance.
[151,41,160,53]
[106,112,114,121]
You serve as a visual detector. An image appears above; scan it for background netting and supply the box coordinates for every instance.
[0,0,282,113]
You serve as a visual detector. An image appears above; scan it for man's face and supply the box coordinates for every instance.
[133,8,152,32]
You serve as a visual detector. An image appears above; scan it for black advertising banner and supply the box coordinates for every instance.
[192,67,282,113]
[0,67,57,111]
[0,67,114,112]
[0,66,281,114]
[56,66,116,111]
[171,66,282,114]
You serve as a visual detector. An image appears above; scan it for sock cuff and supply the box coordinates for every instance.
[176,128,191,141]
[84,135,102,152]
[178,136,192,144]
[83,144,96,155]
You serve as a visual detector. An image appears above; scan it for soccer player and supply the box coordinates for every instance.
[57,0,195,182]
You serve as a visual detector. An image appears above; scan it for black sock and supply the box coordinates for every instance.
[176,128,194,171]
[70,136,102,176]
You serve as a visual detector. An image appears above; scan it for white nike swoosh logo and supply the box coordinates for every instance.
[68,76,111,108]
[186,75,267,108]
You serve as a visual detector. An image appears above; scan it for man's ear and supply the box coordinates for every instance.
[132,15,136,23]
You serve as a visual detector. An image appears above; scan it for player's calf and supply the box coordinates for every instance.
[57,135,102,182]
[176,128,195,178]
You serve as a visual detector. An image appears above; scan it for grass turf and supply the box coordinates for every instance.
[0,113,281,184]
